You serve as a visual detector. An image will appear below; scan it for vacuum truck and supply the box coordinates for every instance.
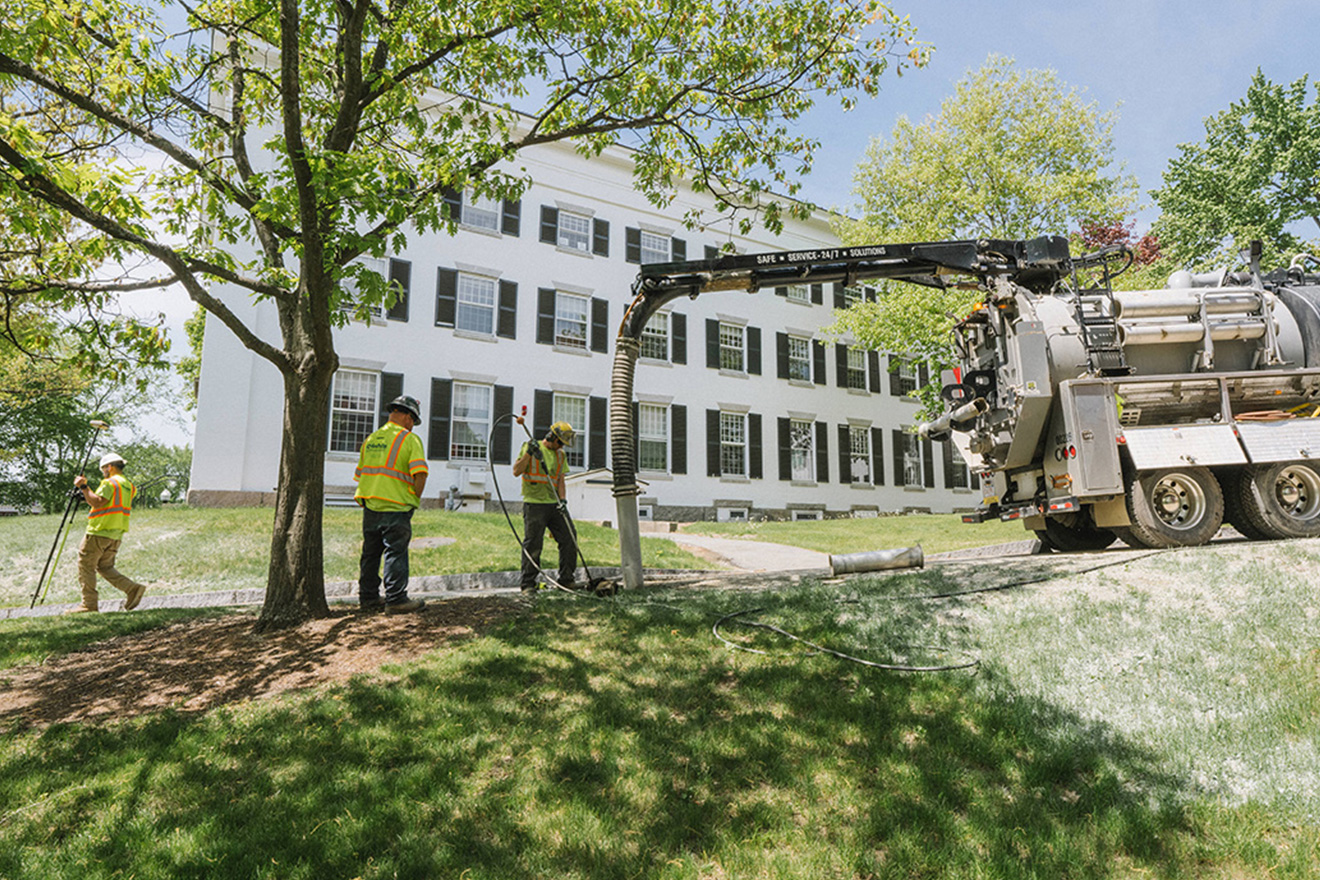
[608,237,1320,589]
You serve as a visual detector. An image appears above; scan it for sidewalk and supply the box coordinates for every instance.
[653,533,832,573]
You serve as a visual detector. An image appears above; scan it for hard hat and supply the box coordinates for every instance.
[99,452,126,469]
[387,395,422,422]
[548,421,576,447]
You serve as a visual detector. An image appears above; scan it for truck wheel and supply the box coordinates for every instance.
[1236,462,1320,540]
[1219,470,1270,540]
[1125,467,1223,548]
[1034,511,1117,552]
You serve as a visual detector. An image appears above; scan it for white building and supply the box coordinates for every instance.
[188,137,977,520]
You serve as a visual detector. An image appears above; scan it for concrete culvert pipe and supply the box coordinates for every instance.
[829,546,924,575]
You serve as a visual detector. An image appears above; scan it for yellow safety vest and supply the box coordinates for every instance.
[87,474,135,536]
[354,422,428,512]
[520,441,567,505]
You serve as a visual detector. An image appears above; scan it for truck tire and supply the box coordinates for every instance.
[1124,467,1223,548]
[1235,461,1320,540]
[1218,470,1271,540]
[1034,511,1117,552]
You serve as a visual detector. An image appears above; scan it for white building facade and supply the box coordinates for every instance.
[188,138,977,520]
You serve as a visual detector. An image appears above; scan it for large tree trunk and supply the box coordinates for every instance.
[256,357,338,631]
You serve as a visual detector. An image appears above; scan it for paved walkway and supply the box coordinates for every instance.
[653,533,831,573]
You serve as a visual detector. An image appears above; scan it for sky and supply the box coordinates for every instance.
[128,0,1320,447]
[792,0,1320,224]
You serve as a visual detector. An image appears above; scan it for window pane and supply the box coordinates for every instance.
[462,191,499,231]
[788,337,811,382]
[558,212,591,252]
[720,412,745,477]
[329,370,378,453]
[950,443,970,489]
[719,323,744,372]
[786,284,809,303]
[847,348,867,390]
[902,432,923,486]
[456,274,496,334]
[640,312,669,360]
[451,383,491,461]
[790,419,813,482]
[554,395,587,468]
[341,256,386,319]
[849,426,871,485]
[555,293,589,349]
[639,403,668,472]
[640,231,670,265]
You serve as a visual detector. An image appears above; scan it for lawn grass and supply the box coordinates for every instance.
[0,507,711,609]
[2,539,1319,878]
[681,511,1031,555]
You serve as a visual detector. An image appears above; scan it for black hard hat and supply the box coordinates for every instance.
[388,395,422,422]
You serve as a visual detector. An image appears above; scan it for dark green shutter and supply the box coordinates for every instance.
[671,405,687,475]
[837,425,850,485]
[747,327,762,375]
[592,219,610,256]
[812,341,827,386]
[892,429,905,487]
[810,283,823,305]
[706,409,720,477]
[777,417,792,481]
[533,390,553,440]
[539,206,558,244]
[868,351,882,393]
[671,313,686,364]
[943,440,955,490]
[833,283,846,309]
[428,379,452,460]
[625,227,641,263]
[706,319,720,369]
[776,332,789,380]
[497,281,517,339]
[671,238,686,261]
[922,437,935,488]
[816,421,829,483]
[441,187,461,224]
[501,199,521,237]
[872,427,885,486]
[748,413,762,480]
[589,396,608,470]
[536,288,556,345]
[835,344,849,388]
[590,298,609,353]
[387,259,410,322]
[492,385,514,463]
[379,372,404,425]
[435,267,457,326]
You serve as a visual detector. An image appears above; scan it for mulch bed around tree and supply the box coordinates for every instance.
[0,597,521,730]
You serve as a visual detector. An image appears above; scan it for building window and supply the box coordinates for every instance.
[553,394,587,468]
[849,426,872,485]
[640,230,670,264]
[787,336,811,382]
[328,370,378,454]
[640,312,669,361]
[790,419,813,482]
[461,190,500,232]
[720,412,746,477]
[555,293,589,350]
[844,284,876,307]
[341,256,387,320]
[902,431,925,486]
[639,403,669,472]
[792,509,822,522]
[846,349,867,390]
[948,442,971,489]
[719,322,745,372]
[786,284,810,304]
[450,383,491,462]
[456,273,497,335]
[557,211,592,253]
[895,357,918,395]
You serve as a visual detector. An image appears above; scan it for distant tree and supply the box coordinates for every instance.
[0,0,927,629]
[1152,71,1320,268]
[177,305,205,410]
[831,55,1136,385]
[113,439,191,507]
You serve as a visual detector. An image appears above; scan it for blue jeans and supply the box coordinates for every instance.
[359,508,414,604]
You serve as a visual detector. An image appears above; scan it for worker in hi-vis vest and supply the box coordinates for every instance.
[512,420,577,595]
[67,452,148,613]
[354,395,429,614]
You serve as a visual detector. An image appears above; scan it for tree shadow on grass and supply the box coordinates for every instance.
[0,588,1203,880]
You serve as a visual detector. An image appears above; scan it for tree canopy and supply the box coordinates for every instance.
[1151,71,1320,269]
[0,0,926,627]
[830,55,1136,382]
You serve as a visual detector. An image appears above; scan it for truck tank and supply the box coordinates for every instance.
[926,251,1320,550]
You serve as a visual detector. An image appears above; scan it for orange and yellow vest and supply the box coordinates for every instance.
[519,441,567,505]
[86,474,135,538]
[354,422,429,512]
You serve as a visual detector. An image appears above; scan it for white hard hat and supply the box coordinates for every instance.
[99,452,126,469]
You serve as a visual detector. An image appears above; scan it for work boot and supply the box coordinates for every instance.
[124,583,147,611]
[385,598,425,615]
[64,604,98,615]
[359,599,386,613]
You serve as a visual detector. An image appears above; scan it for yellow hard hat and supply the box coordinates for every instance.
[548,421,576,447]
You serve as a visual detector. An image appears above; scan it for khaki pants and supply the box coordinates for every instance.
[77,533,145,610]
